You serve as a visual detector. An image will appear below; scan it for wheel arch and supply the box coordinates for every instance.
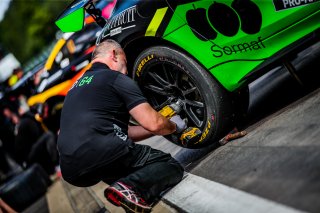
[123,36,173,77]
[123,36,225,91]
[122,35,249,128]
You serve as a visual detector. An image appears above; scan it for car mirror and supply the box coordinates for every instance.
[55,7,85,33]
[55,0,94,32]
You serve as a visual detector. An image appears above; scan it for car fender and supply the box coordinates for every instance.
[96,0,182,45]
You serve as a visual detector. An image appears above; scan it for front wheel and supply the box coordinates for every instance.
[133,46,235,148]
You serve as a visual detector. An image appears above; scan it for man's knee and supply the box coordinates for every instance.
[63,174,99,187]
[168,157,184,171]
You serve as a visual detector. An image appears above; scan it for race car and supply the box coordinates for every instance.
[55,0,320,148]
[26,23,98,106]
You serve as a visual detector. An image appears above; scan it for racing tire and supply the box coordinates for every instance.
[0,164,51,212]
[133,46,235,148]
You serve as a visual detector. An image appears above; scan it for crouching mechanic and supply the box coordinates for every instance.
[57,39,186,212]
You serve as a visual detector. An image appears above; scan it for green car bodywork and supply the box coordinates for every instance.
[56,0,320,92]
[162,1,320,91]
[56,0,320,147]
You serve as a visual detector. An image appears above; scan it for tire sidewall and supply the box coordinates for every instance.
[133,46,232,147]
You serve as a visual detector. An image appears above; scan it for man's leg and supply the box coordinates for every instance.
[104,144,184,212]
[119,148,184,202]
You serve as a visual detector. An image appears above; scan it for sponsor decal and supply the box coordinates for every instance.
[273,0,319,11]
[211,36,265,58]
[101,5,137,39]
[108,6,136,29]
[110,27,122,36]
[186,0,262,39]
[185,0,265,58]
[113,124,128,141]
[136,54,154,77]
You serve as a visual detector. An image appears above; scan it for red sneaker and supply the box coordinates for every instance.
[104,182,152,213]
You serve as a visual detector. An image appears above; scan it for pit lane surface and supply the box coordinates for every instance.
[140,42,320,213]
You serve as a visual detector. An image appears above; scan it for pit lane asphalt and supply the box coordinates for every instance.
[141,41,320,213]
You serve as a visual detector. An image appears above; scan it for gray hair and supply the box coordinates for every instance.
[92,39,122,60]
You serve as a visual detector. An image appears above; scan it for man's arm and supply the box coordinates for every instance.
[128,125,154,142]
[0,198,17,213]
[129,103,176,136]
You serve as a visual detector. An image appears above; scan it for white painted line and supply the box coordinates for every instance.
[163,173,305,213]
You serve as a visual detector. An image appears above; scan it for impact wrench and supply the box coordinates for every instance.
[159,100,202,147]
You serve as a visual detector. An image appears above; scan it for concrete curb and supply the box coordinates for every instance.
[162,173,305,213]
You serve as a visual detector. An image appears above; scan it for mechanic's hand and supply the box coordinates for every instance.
[170,115,187,133]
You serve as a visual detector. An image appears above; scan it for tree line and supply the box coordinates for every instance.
[0,0,69,65]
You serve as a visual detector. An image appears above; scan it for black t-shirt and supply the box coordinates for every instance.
[57,63,147,177]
